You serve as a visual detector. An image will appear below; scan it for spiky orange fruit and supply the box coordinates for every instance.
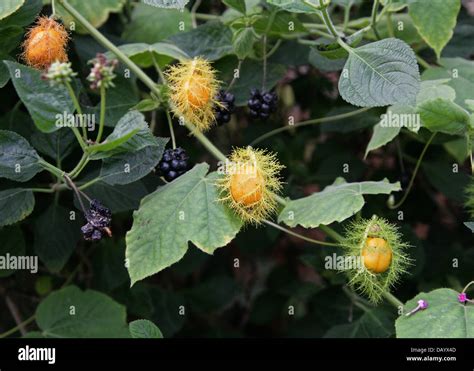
[230,165,264,206]
[361,237,392,273]
[22,16,69,70]
[166,58,220,132]
[186,78,211,107]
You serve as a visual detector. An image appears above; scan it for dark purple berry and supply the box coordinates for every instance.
[81,200,112,242]
[158,147,190,182]
[247,89,278,120]
[214,90,235,126]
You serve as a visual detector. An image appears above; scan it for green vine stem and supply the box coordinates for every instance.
[371,0,381,40]
[0,315,35,339]
[96,84,107,143]
[382,291,404,309]
[64,81,88,149]
[462,281,474,293]
[264,220,341,247]
[388,132,437,210]
[165,110,177,149]
[250,107,370,146]
[64,80,88,141]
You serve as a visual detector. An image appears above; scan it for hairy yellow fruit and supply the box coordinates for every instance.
[22,16,69,70]
[362,237,392,273]
[186,78,211,107]
[230,165,264,206]
[217,147,284,224]
[166,58,220,132]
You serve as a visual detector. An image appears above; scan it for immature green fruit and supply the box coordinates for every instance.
[362,237,392,273]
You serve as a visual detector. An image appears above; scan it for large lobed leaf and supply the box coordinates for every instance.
[396,288,474,338]
[278,178,401,228]
[126,163,243,285]
[338,38,420,107]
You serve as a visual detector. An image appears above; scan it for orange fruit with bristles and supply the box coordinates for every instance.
[186,78,211,107]
[230,165,264,206]
[361,237,392,273]
[22,16,69,70]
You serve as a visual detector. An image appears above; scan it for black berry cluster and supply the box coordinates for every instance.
[81,199,112,242]
[247,89,278,120]
[159,147,190,182]
[214,90,235,126]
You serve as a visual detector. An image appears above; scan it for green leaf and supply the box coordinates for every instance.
[417,98,470,135]
[232,27,256,60]
[266,0,319,13]
[0,0,24,20]
[105,42,189,68]
[380,0,409,12]
[0,0,41,27]
[100,137,168,185]
[4,61,75,133]
[0,226,25,277]
[339,38,420,107]
[74,180,149,213]
[168,22,233,61]
[126,163,243,285]
[57,0,126,34]
[36,286,130,338]
[88,111,150,158]
[464,222,474,232]
[0,188,35,227]
[365,105,417,157]
[30,128,76,161]
[0,130,42,182]
[324,307,395,338]
[140,0,189,8]
[34,205,81,273]
[416,79,456,104]
[408,0,461,59]
[129,319,163,338]
[396,288,474,338]
[444,137,469,163]
[223,0,246,13]
[422,58,474,111]
[102,74,140,128]
[278,178,401,228]
[252,11,307,36]
[122,3,191,44]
